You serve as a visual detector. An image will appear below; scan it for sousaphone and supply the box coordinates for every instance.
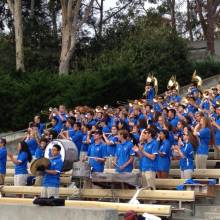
[167,75,180,93]
[192,70,202,88]
[144,72,158,95]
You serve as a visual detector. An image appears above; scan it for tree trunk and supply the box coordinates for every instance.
[7,0,25,72]
[30,0,35,18]
[59,0,94,75]
[98,0,104,37]
[168,0,176,32]
[49,0,58,39]
[14,0,25,72]
[59,24,76,74]
[195,0,207,40]
[187,0,193,41]
[206,0,215,54]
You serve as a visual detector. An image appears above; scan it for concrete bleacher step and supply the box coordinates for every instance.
[204,212,220,220]
[195,205,220,218]
[172,217,205,220]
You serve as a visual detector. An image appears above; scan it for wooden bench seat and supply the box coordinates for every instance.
[5,169,72,177]
[0,186,78,196]
[104,169,220,179]
[3,176,71,186]
[169,169,220,179]
[0,197,172,216]
[80,188,195,201]
[155,179,216,198]
[171,160,220,168]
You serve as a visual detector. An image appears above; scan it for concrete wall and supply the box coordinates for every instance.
[179,74,220,96]
[0,204,118,220]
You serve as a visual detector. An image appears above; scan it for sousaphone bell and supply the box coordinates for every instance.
[167,75,180,93]
[192,70,202,88]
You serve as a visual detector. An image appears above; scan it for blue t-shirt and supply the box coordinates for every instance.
[81,134,89,152]
[43,154,63,187]
[15,152,29,175]
[186,104,198,114]
[115,141,135,173]
[139,139,158,172]
[153,103,162,112]
[88,142,107,172]
[201,100,210,110]
[179,142,194,171]
[71,130,83,157]
[146,87,155,104]
[106,135,118,157]
[215,117,220,145]
[34,147,45,159]
[170,95,181,103]
[168,116,179,128]
[197,127,211,155]
[102,126,111,134]
[37,123,45,137]
[52,123,62,134]
[157,139,171,172]
[26,138,38,156]
[87,119,97,127]
[0,146,7,174]
[68,128,75,140]
[213,95,220,107]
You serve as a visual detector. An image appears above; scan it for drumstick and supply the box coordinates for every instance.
[88,156,97,159]
[112,161,120,168]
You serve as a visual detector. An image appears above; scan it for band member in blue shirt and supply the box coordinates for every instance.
[193,117,211,169]
[212,87,220,107]
[145,84,155,104]
[8,141,32,189]
[0,138,7,185]
[211,105,220,159]
[157,130,171,178]
[167,109,179,128]
[113,130,135,173]
[35,138,47,159]
[84,130,107,173]
[103,125,118,168]
[41,144,63,198]
[80,124,92,159]
[34,115,45,137]
[173,133,194,179]
[133,128,158,189]
[71,122,83,159]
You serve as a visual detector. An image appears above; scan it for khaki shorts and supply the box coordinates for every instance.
[0,174,5,185]
[180,169,193,179]
[34,176,43,186]
[214,145,220,159]
[195,154,208,169]
[14,174,28,186]
[141,171,156,190]
[41,187,59,198]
